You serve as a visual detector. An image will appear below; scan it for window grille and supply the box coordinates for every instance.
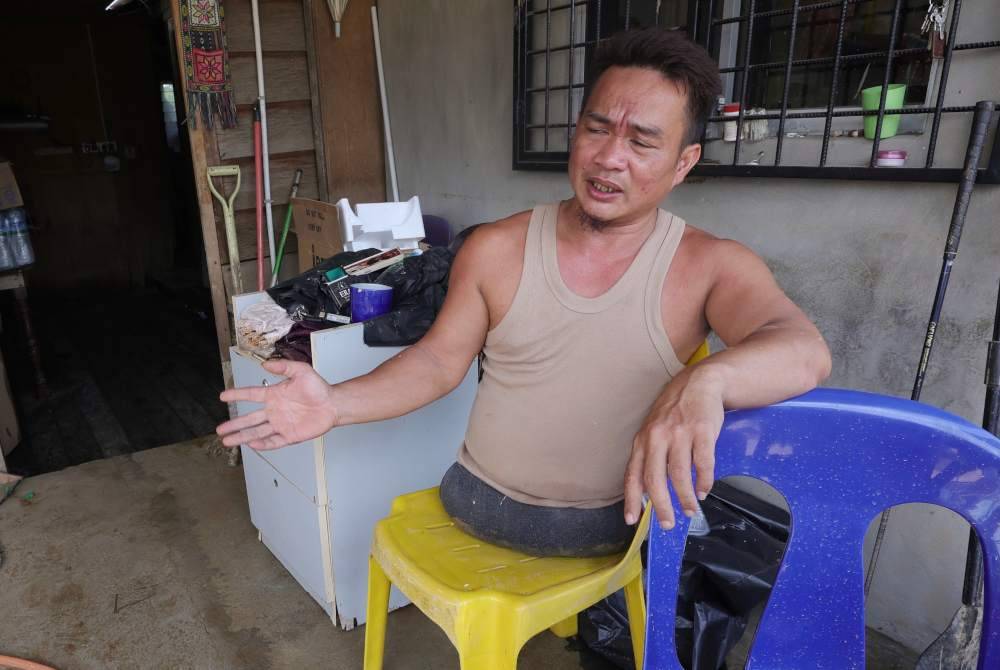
[512,0,1000,182]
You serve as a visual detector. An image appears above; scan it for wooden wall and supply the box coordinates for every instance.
[211,0,323,277]
[171,0,387,361]
[205,0,387,277]
[309,0,387,204]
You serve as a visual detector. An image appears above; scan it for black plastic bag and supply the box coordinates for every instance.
[578,481,790,670]
[266,248,380,318]
[577,588,636,669]
[363,247,455,346]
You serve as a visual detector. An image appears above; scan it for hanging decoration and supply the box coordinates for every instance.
[180,0,238,129]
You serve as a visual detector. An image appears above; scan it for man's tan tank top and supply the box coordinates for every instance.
[457,202,687,508]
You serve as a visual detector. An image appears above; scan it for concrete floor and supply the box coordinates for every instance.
[0,438,919,669]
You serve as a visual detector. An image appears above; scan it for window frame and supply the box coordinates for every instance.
[512,0,1000,183]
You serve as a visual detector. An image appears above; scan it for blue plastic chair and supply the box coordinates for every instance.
[644,388,1000,669]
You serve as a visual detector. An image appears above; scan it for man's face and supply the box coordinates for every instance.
[568,66,701,226]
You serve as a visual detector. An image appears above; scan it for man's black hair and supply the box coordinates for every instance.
[584,28,723,147]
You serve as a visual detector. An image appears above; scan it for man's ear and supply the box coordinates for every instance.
[671,142,702,188]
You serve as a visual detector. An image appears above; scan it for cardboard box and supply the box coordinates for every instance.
[0,351,20,458]
[291,197,344,272]
[0,162,24,210]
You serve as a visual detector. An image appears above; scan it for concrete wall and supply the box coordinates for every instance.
[376,0,1000,652]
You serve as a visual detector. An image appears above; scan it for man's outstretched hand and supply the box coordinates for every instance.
[624,368,725,530]
[216,359,339,451]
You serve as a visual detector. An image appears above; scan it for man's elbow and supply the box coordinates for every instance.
[804,332,832,388]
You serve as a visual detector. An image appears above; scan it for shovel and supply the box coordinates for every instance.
[207,165,244,297]
[914,278,1000,669]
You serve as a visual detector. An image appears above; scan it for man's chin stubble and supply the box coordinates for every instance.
[574,203,609,232]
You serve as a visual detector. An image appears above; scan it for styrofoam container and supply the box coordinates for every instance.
[336,196,425,251]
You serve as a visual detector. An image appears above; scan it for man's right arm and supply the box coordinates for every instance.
[216,226,495,450]
[327,229,494,425]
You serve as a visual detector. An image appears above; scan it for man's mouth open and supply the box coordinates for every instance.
[587,178,623,199]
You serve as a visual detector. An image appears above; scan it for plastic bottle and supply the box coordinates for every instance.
[0,210,14,271]
[8,207,34,267]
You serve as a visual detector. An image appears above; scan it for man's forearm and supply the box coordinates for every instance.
[688,322,831,409]
[329,342,471,427]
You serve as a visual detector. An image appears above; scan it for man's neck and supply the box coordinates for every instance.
[558,199,659,253]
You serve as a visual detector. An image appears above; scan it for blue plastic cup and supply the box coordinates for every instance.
[350,283,394,322]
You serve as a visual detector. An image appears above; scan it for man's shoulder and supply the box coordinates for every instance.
[678,220,758,267]
[455,209,532,261]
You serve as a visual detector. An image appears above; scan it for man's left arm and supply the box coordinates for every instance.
[624,240,832,530]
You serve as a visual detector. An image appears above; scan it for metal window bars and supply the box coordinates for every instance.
[513,0,1000,183]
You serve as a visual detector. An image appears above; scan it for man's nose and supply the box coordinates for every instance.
[593,135,628,171]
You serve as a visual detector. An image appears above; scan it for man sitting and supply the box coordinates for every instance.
[217,28,831,557]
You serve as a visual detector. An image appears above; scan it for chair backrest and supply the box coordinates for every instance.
[644,388,1000,669]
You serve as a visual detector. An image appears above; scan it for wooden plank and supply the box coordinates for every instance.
[170,1,232,363]
[209,151,318,263]
[230,53,310,106]
[302,0,329,201]
[229,152,320,211]
[226,0,307,53]
[219,209,300,264]
[221,254,301,299]
[216,102,315,159]
[310,0,386,203]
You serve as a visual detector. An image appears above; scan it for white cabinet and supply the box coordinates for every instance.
[230,292,477,628]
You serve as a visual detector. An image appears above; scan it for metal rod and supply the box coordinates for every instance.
[820,0,851,167]
[686,163,998,183]
[514,2,524,166]
[732,0,756,165]
[712,0,870,26]
[527,39,603,56]
[250,0,277,272]
[704,102,995,124]
[567,0,577,147]
[544,0,552,151]
[718,40,1000,75]
[774,0,802,165]
[864,101,994,598]
[720,47,922,75]
[526,82,587,94]
[371,6,399,201]
[868,0,905,166]
[526,0,587,17]
[697,0,716,148]
[926,0,965,168]
[625,0,631,30]
[985,279,1000,437]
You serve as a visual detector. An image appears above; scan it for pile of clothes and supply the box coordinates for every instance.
[237,226,476,363]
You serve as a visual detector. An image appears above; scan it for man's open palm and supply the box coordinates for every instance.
[216,359,338,450]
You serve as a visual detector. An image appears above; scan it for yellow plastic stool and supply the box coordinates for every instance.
[363,341,710,669]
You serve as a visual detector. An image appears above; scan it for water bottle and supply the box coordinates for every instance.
[0,210,14,271]
[8,207,34,267]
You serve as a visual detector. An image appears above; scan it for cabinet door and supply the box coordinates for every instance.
[315,326,479,627]
[230,349,319,501]
[241,446,332,614]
